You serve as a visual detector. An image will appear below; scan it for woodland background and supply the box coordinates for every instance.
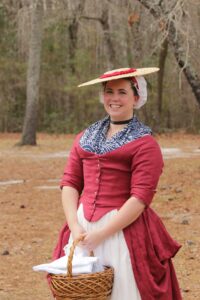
[0,0,200,143]
[0,1,200,299]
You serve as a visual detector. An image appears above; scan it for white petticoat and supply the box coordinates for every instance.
[66,204,141,300]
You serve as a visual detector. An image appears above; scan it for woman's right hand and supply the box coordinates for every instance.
[70,222,86,247]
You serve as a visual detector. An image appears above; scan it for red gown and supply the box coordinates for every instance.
[52,133,182,300]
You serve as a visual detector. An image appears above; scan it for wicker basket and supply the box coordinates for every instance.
[49,238,114,300]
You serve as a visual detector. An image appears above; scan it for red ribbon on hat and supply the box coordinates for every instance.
[100,68,136,79]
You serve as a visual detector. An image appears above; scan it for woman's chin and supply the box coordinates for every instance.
[108,112,131,120]
[108,109,123,116]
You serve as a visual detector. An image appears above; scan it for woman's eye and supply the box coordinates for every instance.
[119,91,126,95]
[105,90,113,94]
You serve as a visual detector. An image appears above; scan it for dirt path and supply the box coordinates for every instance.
[0,133,199,300]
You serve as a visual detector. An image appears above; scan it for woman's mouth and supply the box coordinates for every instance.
[109,104,121,108]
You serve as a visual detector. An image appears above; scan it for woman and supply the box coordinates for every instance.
[53,67,182,300]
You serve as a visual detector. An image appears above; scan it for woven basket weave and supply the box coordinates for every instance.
[49,238,114,300]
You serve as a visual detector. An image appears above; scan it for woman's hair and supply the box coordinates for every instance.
[125,78,139,97]
[102,78,139,97]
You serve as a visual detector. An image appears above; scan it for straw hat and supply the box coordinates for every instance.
[78,67,159,87]
[78,67,159,109]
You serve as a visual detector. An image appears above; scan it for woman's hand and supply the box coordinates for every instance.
[82,229,106,251]
[70,222,86,246]
[81,197,145,251]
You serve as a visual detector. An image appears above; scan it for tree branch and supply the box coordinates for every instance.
[80,15,103,23]
[137,0,200,106]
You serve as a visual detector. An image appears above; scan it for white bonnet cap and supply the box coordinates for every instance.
[133,76,147,109]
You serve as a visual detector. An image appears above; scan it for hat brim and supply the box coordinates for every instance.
[78,67,159,87]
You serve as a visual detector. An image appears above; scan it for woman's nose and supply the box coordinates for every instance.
[110,93,119,101]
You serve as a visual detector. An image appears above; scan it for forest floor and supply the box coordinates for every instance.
[0,132,199,300]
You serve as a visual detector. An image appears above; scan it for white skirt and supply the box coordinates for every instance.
[66,204,141,300]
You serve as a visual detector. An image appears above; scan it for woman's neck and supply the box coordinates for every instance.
[110,117,133,125]
[106,123,127,139]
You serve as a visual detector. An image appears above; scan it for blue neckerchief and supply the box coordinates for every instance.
[80,115,152,154]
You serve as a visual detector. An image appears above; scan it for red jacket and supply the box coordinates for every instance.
[54,133,182,300]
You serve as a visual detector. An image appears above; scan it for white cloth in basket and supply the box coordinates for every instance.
[33,254,104,275]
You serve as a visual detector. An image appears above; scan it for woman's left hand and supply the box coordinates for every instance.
[82,230,106,251]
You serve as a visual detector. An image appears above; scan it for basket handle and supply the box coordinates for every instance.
[67,236,94,277]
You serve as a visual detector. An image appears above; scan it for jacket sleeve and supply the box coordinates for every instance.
[60,133,84,194]
[130,137,164,206]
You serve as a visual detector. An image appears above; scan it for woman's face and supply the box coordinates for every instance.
[103,79,139,121]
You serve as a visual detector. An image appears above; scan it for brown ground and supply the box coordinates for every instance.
[0,132,199,300]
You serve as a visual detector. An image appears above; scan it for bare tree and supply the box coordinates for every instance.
[137,0,200,107]
[20,0,44,145]
[79,1,117,69]
[67,1,86,73]
[100,6,116,69]
[157,38,168,114]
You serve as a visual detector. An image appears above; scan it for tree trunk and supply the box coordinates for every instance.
[157,38,168,114]
[167,21,200,107]
[20,0,43,145]
[100,8,116,69]
[137,0,200,107]
[68,1,86,74]
[78,2,116,69]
